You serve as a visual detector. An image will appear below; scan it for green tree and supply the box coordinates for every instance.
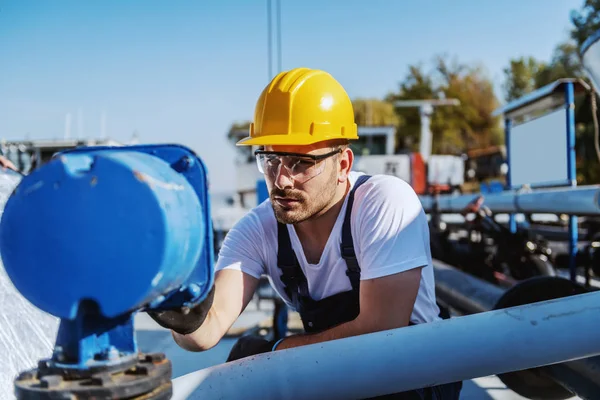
[502,57,547,102]
[352,98,400,127]
[386,56,502,154]
[570,0,600,48]
[502,44,584,103]
[226,121,251,141]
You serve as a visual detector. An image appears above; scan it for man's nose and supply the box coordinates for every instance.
[274,164,294,189]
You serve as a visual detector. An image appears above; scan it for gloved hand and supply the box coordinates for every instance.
[226,335,278,362]
[147,285,215,335]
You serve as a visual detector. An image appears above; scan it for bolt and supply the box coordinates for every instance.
[181,156,193,171]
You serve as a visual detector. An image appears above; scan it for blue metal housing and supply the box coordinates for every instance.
[0,144,214,371]
[491,78,590,119]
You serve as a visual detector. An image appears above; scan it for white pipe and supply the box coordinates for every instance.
[171,291,600,400]
[420,185,600,216]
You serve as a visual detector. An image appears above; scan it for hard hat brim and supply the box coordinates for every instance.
[236,133,358,147]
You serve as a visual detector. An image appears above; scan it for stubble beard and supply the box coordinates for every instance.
[270,171,338,225]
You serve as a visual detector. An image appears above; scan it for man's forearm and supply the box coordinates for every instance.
[171,307,226,351]
[274,316,380,350]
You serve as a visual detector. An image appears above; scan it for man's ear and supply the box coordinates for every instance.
[337,148,354,184]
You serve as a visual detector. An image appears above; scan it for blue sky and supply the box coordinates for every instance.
[0,0,584,193]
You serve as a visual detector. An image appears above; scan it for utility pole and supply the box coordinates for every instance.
[266,0,282,80]
[394,99,460,162]
[267,0,272,81]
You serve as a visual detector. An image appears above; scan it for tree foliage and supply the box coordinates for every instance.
[352,98,399,127]
[386,56,502,154]
[502,57,547,102]
[570,0,600,48]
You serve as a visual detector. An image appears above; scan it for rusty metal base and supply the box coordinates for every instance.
[14,353,172,400]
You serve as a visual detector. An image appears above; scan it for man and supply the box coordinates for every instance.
[149,67,462,399]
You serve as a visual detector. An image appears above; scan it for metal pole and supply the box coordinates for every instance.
[171,289,600,400]
[276,0,282,74]
[419,185,600,216]
[566,82,579,282]
[418,104,433,162]
[266,0,273,80]
[504,117,517,233]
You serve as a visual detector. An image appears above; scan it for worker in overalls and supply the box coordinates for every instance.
[149,67,462,399]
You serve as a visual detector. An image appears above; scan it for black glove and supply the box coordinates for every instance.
[147,285,215,335]
[226,335,277,362]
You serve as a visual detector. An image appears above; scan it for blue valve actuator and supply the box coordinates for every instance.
[0,144,214,321]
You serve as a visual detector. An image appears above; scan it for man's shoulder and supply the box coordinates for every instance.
[350,172,422,209]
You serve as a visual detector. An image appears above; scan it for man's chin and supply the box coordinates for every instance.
[273,208,308,225]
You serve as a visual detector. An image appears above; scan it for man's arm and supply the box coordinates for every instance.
[172,269,259,351]
[151,212,264,351]
[274,267,421,350]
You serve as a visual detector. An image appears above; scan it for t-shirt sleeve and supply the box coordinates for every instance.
[214,211,266,279]
[354,176,431,281]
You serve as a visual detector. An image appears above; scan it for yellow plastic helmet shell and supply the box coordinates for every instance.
[236,67,359,146]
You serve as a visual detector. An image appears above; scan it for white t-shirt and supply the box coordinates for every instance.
[215,171,441,324]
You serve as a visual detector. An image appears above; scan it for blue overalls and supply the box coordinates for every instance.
[228,175,462,399]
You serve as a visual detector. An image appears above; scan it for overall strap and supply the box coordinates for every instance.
[341,174,372,291]
[277,222,310,306]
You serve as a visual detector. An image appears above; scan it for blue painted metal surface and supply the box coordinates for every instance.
[491,78,589,118]
[52,313,138,371]
[0,143,214,372]
[565,82,577,188]
[58,143,215,313]
[504,117,517,233]
[419,185,600,216]
[565,83,579,281]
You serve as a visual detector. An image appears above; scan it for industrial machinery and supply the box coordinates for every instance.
[0,144,215,399]
[429,193,556,284]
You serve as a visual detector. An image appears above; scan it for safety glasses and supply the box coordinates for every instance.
[254,148,341,184]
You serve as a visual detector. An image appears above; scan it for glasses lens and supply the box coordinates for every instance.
[255,153,326,183]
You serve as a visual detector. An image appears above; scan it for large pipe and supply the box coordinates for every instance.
[420,185,600,216]
[171,288,600,400]
[433,259,600,399]
[433,259,505,314]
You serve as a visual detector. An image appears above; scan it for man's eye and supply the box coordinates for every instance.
[296,159,313,166]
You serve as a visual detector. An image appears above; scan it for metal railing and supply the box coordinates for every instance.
[420,185,600,216]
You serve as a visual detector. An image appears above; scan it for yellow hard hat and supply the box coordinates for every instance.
[236,67,358,146]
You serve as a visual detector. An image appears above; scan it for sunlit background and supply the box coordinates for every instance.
[0,0,595,197]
